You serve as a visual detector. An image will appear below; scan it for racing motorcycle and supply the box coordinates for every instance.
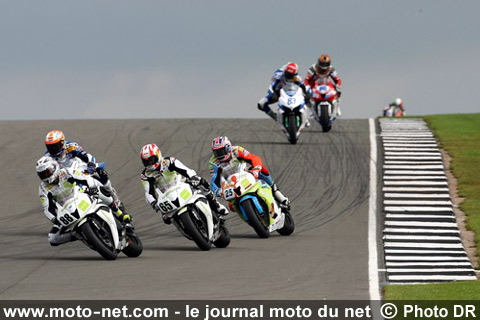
[153,176,230,251]
[219,162,294,238]
[311,77,338,132]
[56,185,143,260]
[277,82,308,144]
[383,105,404,117]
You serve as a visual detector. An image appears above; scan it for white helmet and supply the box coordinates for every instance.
[395,98,403,107]
[36,156,60,184]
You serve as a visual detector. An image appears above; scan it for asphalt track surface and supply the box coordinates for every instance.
[0,119,372,300]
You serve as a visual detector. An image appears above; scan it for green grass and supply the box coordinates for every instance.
[384,113,480,300]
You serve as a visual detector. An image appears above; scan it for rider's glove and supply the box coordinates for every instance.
[150,201,159,212]
[121,214,132,224]
[86,162,96,174]
[250,165,262,179]
[188,175,202,188]
[87,186,99,196]
[162,214,172,225]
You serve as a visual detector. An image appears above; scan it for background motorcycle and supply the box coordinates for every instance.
[220,162,294,238]
[153,176,230,250]
[56,185,143,260]
[383,105,404,117]
[311,77,338,132]
[277,82,307,145]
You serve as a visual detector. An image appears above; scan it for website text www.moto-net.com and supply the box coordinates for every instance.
[2,301,480,320]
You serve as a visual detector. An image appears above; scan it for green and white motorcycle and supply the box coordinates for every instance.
[153,175,230,251]
[220,162,294,238]
[56,185,143,260]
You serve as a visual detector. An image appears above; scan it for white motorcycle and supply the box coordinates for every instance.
[277,82,308,144]
[153,176,230,251]
[56,185,143,260]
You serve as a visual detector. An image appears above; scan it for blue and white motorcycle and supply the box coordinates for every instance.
[277,82,308,144]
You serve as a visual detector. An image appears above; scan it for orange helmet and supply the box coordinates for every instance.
[45,130,66,156]
[315,54,331,74]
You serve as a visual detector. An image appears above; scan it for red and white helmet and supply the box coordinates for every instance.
[36,156,60,184]
[140,144,163,171]
[212,136,232,162]
[284,62,298,81]
[45,130,66,156]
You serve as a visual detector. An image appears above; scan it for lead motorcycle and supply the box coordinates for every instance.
[311,77,338,132]
[153,175,230,251]
[219,162,294,238]
[277,82,308,144]
[56,185,143,260]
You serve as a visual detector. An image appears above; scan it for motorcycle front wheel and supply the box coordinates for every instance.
[320,104,332,132]
[240,199,270,238]
[179,209,212,251]
[80,217,118,260]
[286,113,298,145]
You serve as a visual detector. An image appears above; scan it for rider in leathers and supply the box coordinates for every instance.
[37,156,127,246]
[43,130,131,222]
[209,136,290,212]
[140,143,227,224]
[304,54,343,116]
[258,62,310,122]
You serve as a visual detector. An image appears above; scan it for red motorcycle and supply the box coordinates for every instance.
[311,77,338,132]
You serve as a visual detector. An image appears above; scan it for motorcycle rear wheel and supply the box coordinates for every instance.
[122,226,143,257]
[213,224,231,248]
[277,211,295,236]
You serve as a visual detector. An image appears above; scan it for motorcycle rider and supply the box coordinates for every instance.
[383,98,405,117]
[258,62,311,124]
[209,136,290,211]
[305,54,343,116]
[140,143,228,224]
[36,156,131,246]
[43,130,129,218]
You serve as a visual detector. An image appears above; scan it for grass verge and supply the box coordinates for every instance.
[383,113,480,300]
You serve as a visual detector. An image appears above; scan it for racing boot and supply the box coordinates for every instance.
[335,96,342,117]
[257,99,278,122]
[272,183,290,210]
[109,202,132,224]
[206,192,229,218]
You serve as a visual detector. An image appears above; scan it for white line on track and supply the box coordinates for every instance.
[384,200,452,205]
[384,170,445,174]
[385,256,469,261]
[384,206,453,211]
[368,118,380,300]
[384,228,459,234]
[383,176,447,180]
[384,181,448,185]
[389,275,477,281]
[384,193,451,198]
[386,261,471,266]
[384,235,461,241]
[384,221,458,227]
[382,187,449,192]
[383,165,444,169]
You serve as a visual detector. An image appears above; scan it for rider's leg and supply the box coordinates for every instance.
[258,172,290,207]
[258,96,278,121]
[48,225,77,246]
[205,191,228,217]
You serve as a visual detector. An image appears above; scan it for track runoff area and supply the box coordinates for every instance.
[0,118,477,320]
